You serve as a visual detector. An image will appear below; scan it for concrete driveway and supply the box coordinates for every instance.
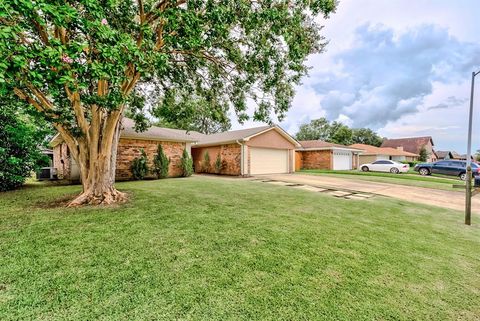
[257,173,480,214]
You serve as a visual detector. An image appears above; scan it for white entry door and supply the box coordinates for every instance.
[333,151,352,170]
[250,147,289,175]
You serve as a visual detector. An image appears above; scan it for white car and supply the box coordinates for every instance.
[359,160,409,174]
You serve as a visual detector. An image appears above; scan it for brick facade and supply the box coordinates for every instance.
[53,143,70,179]
[191,144,241,175]
[300,150,332,170]
[116,138,186,180]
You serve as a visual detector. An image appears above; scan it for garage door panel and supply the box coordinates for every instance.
[250,147,289,175]
[333,151,352,170]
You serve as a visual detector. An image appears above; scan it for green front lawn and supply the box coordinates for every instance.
[1,177,479,320]
[300,169,460,191]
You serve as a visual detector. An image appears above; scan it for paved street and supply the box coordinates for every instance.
[256,173,480,214]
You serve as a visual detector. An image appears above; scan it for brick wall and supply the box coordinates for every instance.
[300,150,332,170]
[116,138,186,180]
[53,143,71,179]
[191,144,241,175]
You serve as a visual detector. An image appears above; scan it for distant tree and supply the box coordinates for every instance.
[328,121,353,145]
[418,146,429,162]
[153,95,231,134]
[351,128,383,147]
[296,118,384,146]
[295,118,331,141]
[475,150,480,162]
[0,104,50,191]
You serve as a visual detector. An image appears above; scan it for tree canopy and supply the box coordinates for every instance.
[295,117,384,146]
[1,0,336,205]
[0,100,52,191]
[152,94,231,134]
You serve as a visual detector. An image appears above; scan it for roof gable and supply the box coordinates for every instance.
[380,136,434,154]
[194,125,300,147]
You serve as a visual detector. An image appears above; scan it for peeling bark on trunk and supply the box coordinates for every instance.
[67,112,127,207]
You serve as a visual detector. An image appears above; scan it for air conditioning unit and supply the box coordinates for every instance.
[36,167,58,181]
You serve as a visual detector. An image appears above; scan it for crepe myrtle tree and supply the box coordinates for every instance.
[0,0,336,206]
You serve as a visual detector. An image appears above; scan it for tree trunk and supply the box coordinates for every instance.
[67,113,127,207]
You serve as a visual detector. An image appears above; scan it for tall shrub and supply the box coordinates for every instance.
[418,146,429,162]
[131,149,148,180]
[214,153,223,174]
[202,151,211,173]
[180,149,193,177]
[153,144,170,179]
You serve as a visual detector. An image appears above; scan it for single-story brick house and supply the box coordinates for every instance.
[51,118,201,181]
[295,140,364,171]
[349,143,419,163]
[50,118,300,180]
[191,126,300,175]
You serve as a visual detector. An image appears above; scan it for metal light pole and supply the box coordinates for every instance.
[465,70,480,225]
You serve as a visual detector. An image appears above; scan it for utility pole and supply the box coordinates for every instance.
[465,70,480,225]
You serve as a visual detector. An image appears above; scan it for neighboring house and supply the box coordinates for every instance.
[191,126,300,175]
[381,136,437,162]
[436,150,454,160]
[451,152,474,161]
[349,143,419,164]
[296,140,364,171]
[50,118,300,180]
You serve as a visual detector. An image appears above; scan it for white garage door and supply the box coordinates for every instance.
[250,147,289,175]
[333,151,352,170]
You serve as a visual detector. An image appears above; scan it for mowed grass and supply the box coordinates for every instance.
[300,169,460,191]
[1,176,480,320]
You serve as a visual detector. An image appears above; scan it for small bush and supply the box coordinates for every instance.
[153,144,170,179]
[131,149,149,180]
[202,151,211,173]
[180,148,193,177]
[214,153,223,174]
[401,160,421,167]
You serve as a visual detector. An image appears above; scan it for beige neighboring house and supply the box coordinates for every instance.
[50,118,300,180]
[191,126,300,175]
[381,136,437,162]
[295,141,364,170]
[349,144,419,164]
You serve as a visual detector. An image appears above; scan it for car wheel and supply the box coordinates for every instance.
[419,168,430,176]
[390,168,400,174]
[361,166,369,172]
[460,172,467,181]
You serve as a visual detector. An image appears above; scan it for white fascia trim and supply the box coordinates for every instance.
[49,133,62,147]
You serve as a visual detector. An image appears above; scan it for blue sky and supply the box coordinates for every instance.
[232,0,480,153]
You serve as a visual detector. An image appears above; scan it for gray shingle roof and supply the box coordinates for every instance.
[298,140,363,151]
[121,118,204,142]
[194,125,271,146]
